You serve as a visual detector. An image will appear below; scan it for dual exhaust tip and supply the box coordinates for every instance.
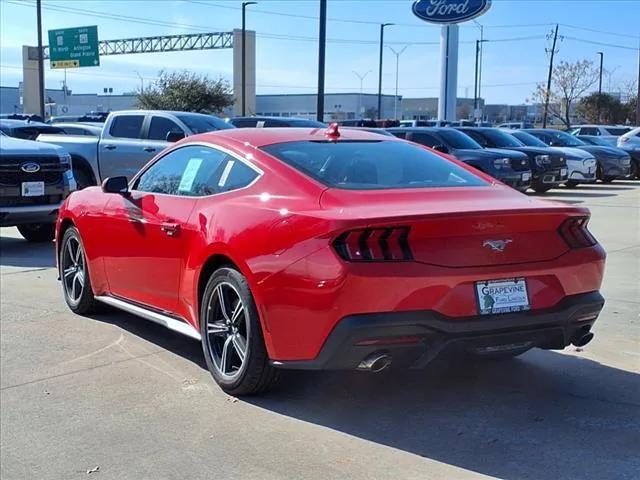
[357,352,392,372]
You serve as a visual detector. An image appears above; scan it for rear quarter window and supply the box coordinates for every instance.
[261,140,487,190]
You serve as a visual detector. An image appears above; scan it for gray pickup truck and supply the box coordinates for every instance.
[0,132,75,241]
[37,110,234,189]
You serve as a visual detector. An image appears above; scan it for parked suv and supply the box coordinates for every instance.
[38,110,233,189]
[456,127,567,193]
[387,127,531,191]
[0,133,75,242]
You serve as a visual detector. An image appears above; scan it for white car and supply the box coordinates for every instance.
[618,127,640,148]
[569,125,633,137]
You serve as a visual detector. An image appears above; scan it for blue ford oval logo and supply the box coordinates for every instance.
[21,162,41,173]
[412,0,492,24]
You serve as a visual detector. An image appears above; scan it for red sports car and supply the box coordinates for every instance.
[56,125,606,395]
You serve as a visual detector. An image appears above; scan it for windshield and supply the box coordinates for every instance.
[537,130,586,147]
[478,129,524,148]
[438,129,483,150]
[511,130,548,147]
[261,140,488,190]
[288,119,327,128]
[176,114,234,133]
[605,127,631,136]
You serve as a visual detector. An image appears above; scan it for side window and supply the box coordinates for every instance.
[232,119,256,128]
[109,115,144,139]
[390,131,406,139]
[217,159,259,193]
[580,127,598,136]
[148,116,184,141]
[135,146,259,196]
[409,132,438,147]
[264,119,284,127]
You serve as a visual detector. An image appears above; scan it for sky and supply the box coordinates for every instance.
[0,0,638,105]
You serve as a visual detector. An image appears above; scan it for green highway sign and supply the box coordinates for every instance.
[48,26,99,69]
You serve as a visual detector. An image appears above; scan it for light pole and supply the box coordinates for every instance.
[473,20,484,121]
[134,70,144,92]
[353,70,371,119]
[36,0,45,119]
[388,45,408,121]
[377,23,393,120]
[597,51,604,123]
[317,0,327,122]
[242,1,257,116]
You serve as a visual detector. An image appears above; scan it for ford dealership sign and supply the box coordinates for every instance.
[412,0,492,24]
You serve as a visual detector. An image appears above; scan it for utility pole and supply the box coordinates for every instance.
[352,70,371,119]
[377,23,393,120]
[134,70,144,92]
[316,0,327,122]
[36,0,45,119]
[388,45,408,121]
[473,21,484,121]
[597,51,604,124]
[242,1,257,117]
[543,24,559,129]
[636,41,640,126]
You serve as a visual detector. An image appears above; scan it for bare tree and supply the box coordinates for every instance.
[531,60,598,128]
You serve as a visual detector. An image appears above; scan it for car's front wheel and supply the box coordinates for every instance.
[532,184,552,193]
[17,223,55,242]
[200,267,277,396]
[564,180,579,188]
[60,226,99,314]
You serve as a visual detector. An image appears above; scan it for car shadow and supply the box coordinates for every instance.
[0,234,56,268]
[80,308,640,480]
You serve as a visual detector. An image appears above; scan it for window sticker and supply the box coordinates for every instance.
[218,160,235,187]
[178,157,203,193]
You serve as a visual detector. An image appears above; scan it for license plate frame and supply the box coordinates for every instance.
[21,181,45,197]
[475,277,530,315]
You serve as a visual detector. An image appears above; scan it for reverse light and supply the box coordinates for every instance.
[558,216,597,249]
[334,227,413,262]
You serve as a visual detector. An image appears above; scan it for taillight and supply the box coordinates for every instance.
[333,227,413,262]
[558,216,597,248]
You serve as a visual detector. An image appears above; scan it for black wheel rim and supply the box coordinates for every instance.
[61,236,86,303]
[205,282,249,380]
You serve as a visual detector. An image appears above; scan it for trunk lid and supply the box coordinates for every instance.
[320,186,585,267]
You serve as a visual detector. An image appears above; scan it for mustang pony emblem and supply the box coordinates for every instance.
[483,239,512,252]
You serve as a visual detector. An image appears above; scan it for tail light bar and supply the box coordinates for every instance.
[333,227,413,262]
[558,216,597,249]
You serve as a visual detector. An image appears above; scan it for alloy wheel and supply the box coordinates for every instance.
[62,236,86,303]
[205,282,249,379]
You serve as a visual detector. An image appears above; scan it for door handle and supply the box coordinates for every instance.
[161,223,180,236]
[104,144,116,150]
[143,147,156,152]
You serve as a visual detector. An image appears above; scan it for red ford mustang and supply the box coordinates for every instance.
[56,126,606,395]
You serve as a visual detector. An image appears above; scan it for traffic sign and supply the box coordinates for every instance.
[48,26,100,69]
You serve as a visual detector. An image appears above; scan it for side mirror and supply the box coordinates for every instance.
[102,176,129,195]
[166,130,185,143]
[432,144,449,154]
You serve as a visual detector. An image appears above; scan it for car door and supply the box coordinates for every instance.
[99,114,148,180]
[102,145,229,313]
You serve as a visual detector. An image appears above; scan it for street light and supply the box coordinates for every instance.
[388,45,408,121]
[473,20,485,122]
[242,1,257,116]
[134,70,144,92]
[597,51,604,124]
[377,23,393,120]
[352,70,371,119]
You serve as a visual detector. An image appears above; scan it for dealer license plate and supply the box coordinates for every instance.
[21,181,45,197]
[475,278,530,315]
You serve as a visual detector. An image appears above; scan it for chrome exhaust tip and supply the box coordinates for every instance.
[357,352,392,372]
[572,331,594,347]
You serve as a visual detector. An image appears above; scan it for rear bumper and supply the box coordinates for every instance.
[272,291,604,370]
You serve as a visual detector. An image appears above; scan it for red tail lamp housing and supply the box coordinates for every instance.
[558,216,597,249]
[334,227,413,262]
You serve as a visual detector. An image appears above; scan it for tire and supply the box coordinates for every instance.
[602,176,615,184]
[17,223,55,242]
[532,184,552,193]
[59,226,100,314]
[629,161,639,180]
[564,180,579,188]
[200,267,277,396]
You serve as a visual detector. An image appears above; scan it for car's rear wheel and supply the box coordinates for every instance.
[200,267,277,395]
[60,227,99,314]
[17,223,55,242]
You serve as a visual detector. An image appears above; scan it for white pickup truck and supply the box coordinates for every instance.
[37,110,233,189]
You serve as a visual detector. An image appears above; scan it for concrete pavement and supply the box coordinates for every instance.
[1,181,639,480]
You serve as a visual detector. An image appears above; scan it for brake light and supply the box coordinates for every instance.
[333,227,413,262]
[558,216,597,248]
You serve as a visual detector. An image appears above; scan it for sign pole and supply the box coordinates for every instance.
[438,24,458,121]
[36,0,45,119]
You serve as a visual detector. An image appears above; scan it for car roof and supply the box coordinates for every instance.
[0,119,50,127]
[188,126,398,147]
